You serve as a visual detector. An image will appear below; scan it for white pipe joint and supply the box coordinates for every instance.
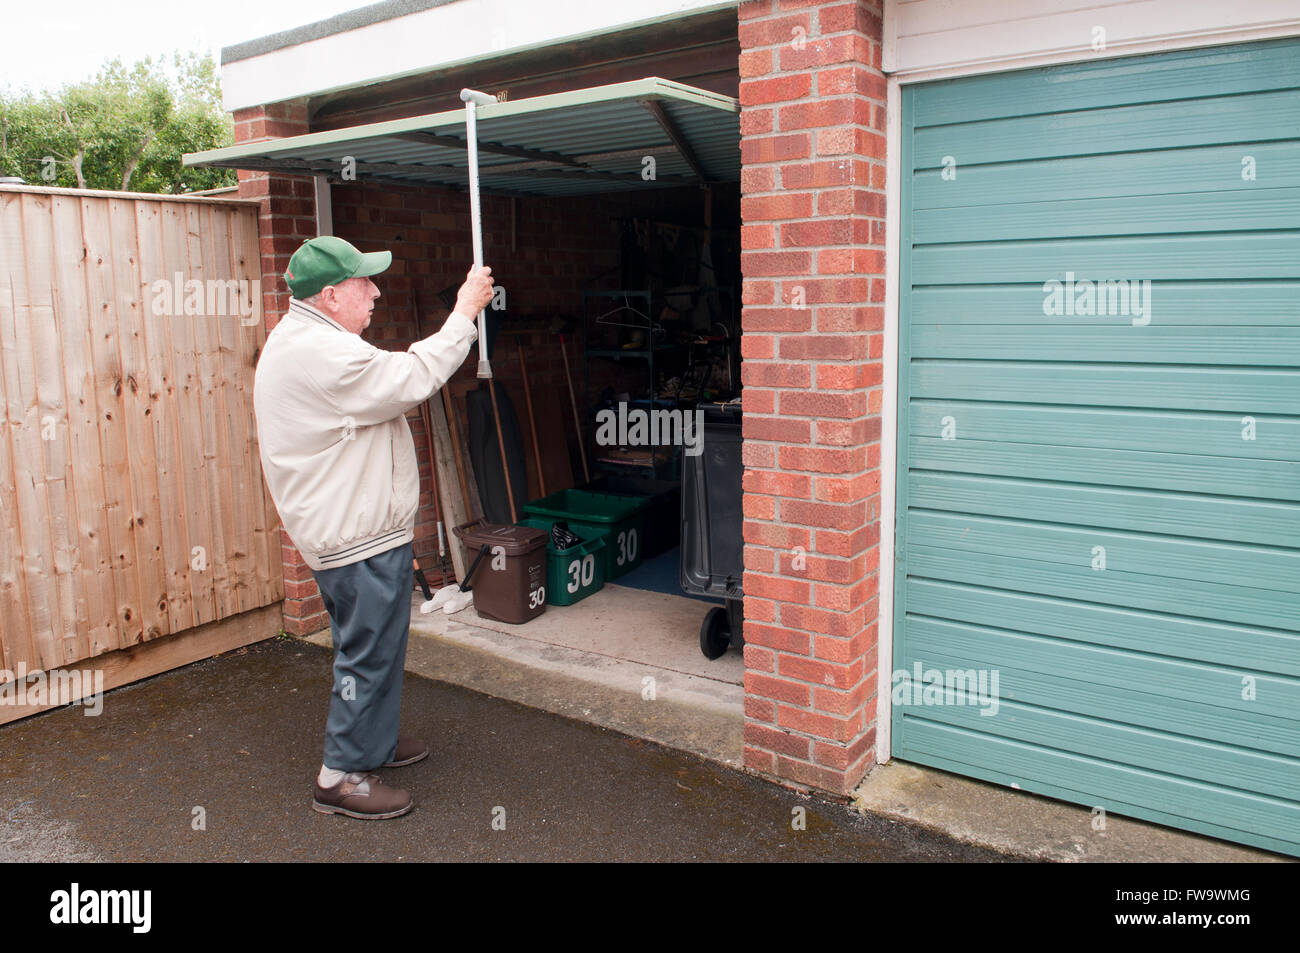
[460,88,499,106]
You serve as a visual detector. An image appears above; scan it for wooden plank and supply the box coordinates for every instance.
[450,388,483,521]
[186,202,232,620]
[428,392,468,582]
[207,204,257,616]
[112,198,172,641]
[24,193,85,666]
[50,193,118,657]
[80,196,143,646]
[9,194,60,669]
[0,192,34,672]
[23,193,85,666]
[0,603,281,726]
[229,207,279,604]
[160,201,216,627]
[134,199,195,632]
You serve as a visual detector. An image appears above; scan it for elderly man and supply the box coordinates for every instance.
[253,235,493,819]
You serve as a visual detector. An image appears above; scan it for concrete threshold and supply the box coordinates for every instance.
[301,582,745,768]
[851,761,1289,863]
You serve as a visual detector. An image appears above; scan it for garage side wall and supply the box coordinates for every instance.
[738,0,886,793]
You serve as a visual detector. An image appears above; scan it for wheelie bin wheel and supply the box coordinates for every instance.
[700,606,731,660]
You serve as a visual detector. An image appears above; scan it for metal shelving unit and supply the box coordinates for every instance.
[580,286,735,480]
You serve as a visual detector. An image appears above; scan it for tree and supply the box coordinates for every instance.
[0,52,237,193]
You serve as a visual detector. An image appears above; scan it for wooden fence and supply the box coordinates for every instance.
[0,185,283,699]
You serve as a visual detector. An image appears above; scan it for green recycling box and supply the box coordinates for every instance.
[517,518,606,606]
[521,489,648,581]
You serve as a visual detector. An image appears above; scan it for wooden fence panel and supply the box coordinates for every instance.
[0,186,280,676]
[80,195,144,648]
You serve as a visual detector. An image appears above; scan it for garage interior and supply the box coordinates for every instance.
[187,64,750,749]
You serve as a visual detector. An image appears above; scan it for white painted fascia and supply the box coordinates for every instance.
[883,0,1300,79]
[222,0,739,112]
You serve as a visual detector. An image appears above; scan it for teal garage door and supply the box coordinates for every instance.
[894,38,1300,856]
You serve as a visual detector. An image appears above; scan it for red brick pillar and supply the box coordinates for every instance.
[737,0,886,794]
[233,99,330,636]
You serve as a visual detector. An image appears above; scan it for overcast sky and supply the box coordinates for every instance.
[1,0,367,94]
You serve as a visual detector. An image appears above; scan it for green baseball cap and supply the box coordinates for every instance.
[284,235,392,299]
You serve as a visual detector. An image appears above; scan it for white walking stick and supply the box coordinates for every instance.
[461,87,499,379]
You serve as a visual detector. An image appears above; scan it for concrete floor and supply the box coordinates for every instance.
[305,583,746,767]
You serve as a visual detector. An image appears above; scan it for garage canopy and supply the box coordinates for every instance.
[184,77,739,197]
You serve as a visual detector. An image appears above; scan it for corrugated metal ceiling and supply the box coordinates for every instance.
[184,77,739,197]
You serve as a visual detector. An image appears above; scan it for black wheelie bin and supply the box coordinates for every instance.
[680,399,744,659]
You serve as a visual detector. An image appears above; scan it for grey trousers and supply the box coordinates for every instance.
[311,541,413,772]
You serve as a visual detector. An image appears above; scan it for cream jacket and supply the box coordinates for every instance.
[253,297,477,571]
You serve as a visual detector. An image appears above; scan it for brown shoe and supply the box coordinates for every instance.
[382,736,429,768]
[312,772,413,820]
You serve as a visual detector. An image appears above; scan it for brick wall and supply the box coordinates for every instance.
[736,0,886,793]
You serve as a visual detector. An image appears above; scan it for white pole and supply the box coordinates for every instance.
[461,87,498,379]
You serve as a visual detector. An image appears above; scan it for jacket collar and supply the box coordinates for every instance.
[287,297,350,334]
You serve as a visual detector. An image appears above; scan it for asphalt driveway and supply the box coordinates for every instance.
[0,637,1015,862]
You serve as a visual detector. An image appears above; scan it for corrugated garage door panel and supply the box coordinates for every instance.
[893,36,1300,856]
